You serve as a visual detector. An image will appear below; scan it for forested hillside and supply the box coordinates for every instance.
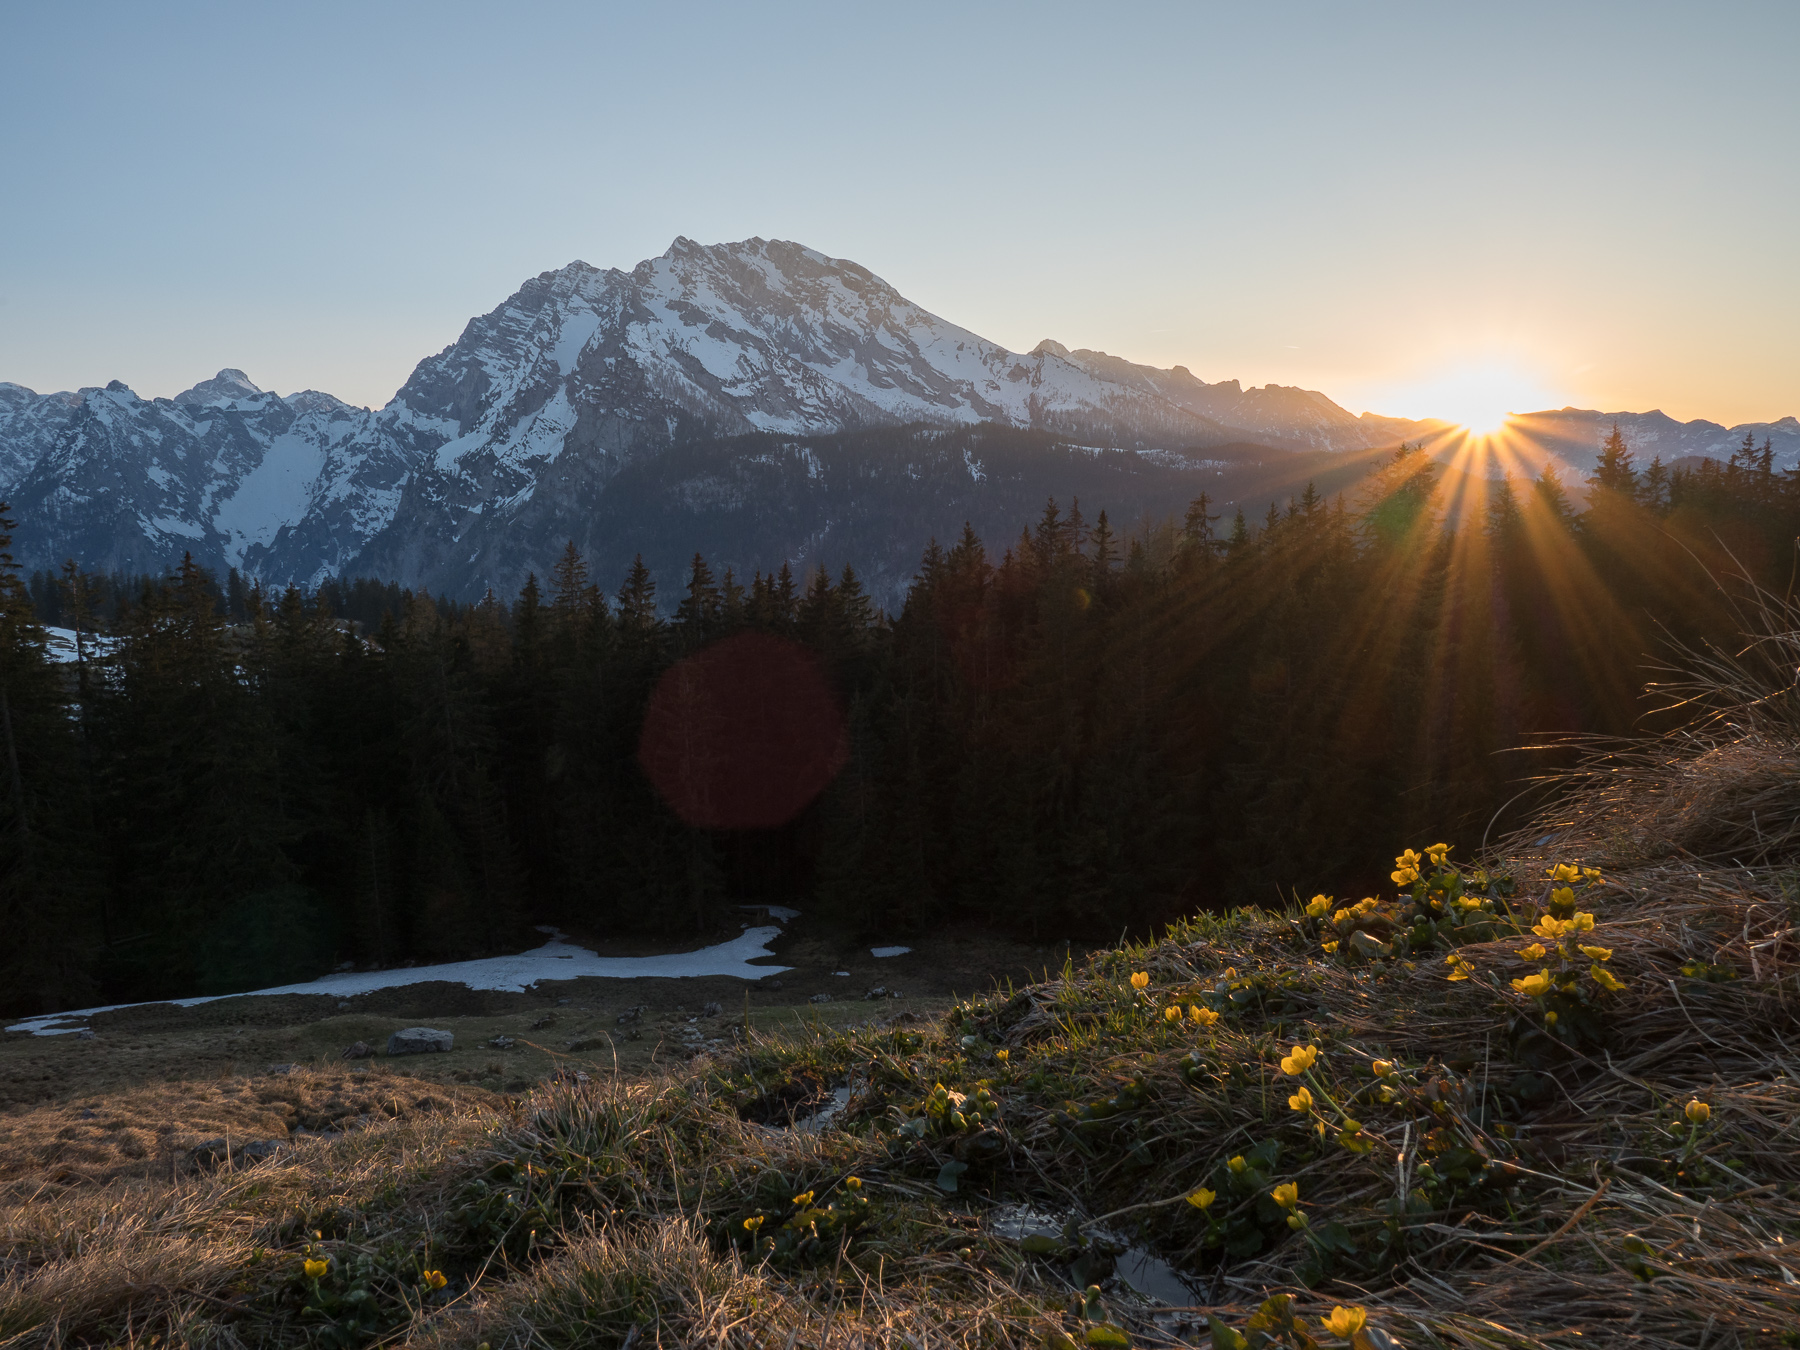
[0,431,1789,1016]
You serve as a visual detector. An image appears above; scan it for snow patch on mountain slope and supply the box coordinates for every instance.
[213,432,330,559]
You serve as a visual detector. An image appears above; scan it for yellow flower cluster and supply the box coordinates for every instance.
[1391,848,1424,885]
[1533,910,1596,939]
[1306,894,1332,918]
[1331,897,1380,927]
[1444,953,1475,982]
[1513,900,1627,1002]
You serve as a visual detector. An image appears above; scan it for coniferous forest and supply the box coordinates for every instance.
[0,430,1791,1016]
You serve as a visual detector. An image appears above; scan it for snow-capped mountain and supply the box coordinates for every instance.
[3,372,417,581]
[1,236,1793,598]
[1504,407,1800,470]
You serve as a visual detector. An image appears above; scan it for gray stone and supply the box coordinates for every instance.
[809,993,832,1004]
[386,1027,453,1056]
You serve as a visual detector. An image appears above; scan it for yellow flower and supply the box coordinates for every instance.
[1684,1099,1711,1124]
[1591,964,1626,992]
[844,1176,862,1190]
[1320,1306,1368,1338]
[744,1215,764,1231]
[1517,943,1547,960]
[1544,1009,1559,1025]
[1288,1085,1313,1111]
[1512,971,1554,997]
[1228,1155,1248,1173]
[303,1258,329,1280]
[1395,849,1423,870]
[1550,885,1576,908]
[1455,896,1484,910]
[1322,940,1340,954]
[1445,953,1474,982]
[1163,1005,1182,1023]
[1581,867,1604,883]
[423,1269,447,1291]
[791,1191,814,1207]
[1391,866,1420,885]
[1533,915,1568,939]
[1549,863,1580,883]
[1425,843,1451,866]
[1189,1005,1218,1027]
[1279,1043,1319,1075]
[995,1049,1009,1063]
[1271,1182,1299,1209]
[1371,1059,1395,1078]
[1185,1187,1216,1210]
[1579,944,1613,962]
[1130,971,1150,990]
[1306,894,1332,918]
[1571,911,1596,932]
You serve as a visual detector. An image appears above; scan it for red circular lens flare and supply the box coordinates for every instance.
[637,632,849,830]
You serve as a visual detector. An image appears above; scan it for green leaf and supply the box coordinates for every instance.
[1206,1316,1249,1350]
[934,1160,969,1193]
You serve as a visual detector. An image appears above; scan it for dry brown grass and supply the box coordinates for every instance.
[0,1066,494,1190]
[0,1069,501,1345]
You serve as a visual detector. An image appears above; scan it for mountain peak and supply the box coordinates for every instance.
[174,369,264,407]
[1032,339,1071,358]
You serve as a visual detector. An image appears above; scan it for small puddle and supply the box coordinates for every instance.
[987,1203,1204,1308]
[1113,1243,1202,1306]
[790,1086,853,1134]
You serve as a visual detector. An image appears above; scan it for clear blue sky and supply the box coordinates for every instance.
[2,1,1794,425]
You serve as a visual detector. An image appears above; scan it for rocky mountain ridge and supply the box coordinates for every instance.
[1,237,1793,598]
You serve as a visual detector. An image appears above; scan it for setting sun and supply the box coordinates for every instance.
[1373,363,1562,438]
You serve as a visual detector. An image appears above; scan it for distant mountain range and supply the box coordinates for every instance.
[1,237,1794,602]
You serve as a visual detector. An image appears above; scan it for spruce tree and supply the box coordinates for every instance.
[616,555,660,635]
[1589,422,1639,498]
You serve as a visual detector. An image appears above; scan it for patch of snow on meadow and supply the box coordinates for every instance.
[870,946,912,958]
[7,926,791,1037]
